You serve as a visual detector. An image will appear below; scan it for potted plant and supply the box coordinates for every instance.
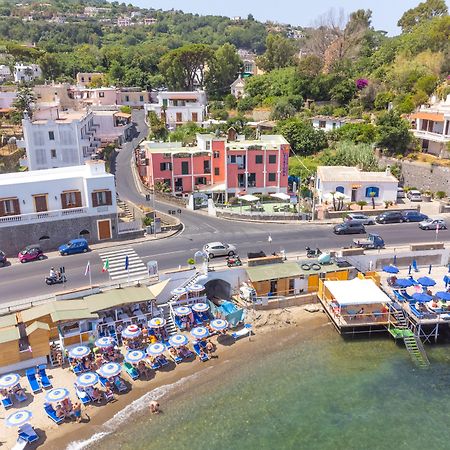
[422,190,432,202]
[187,258,195,269]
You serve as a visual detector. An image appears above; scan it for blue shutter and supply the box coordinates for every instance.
[335,186,345,194]
[365,186,379,197]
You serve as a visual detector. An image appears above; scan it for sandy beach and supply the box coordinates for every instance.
[1,305,326,450]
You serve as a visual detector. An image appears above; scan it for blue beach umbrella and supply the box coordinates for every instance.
[395,278,414,288]
[95,336,115,348]
[76,372,99,388]
[0,373,20,389]
[125,350,146,364]
[122,325,141,339]
[146,343,165,356]
[192,302,209,313]
[412,293,433,303]
[68,345,91,359]
[417,276,436,287]
[210,319,228,331]
[148,317,166,328]
[383,265,399,274]
[191,326,209,340]
[168,334,189,347]
[443,275,450,288]
[97,362,122,379]
[174,306,191,316]
[6,410,32,427]
[46,388,70,403]
[436,291,450,301]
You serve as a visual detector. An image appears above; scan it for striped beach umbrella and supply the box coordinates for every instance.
[148,317,166,328]
[76,372,99,388]
[6,410,32,427]
[95,336,115,348]
[125,350,146,363]
[210,319,228,331]
[0,373,20,389]
[68,345,91,359]
[146,342,165,356]
[187,284,204,293]
[191,326,209,340]
[122,325,141,339]
[168,334,189,347]
[171,287,187,297]
[192,302,209,313]
[97,362,122,379]
[174,306,191,316]
[45,388,70,403]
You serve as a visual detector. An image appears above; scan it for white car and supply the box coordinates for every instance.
[407,190,422,202]
[419,218,447,230]
[203,242,237,258]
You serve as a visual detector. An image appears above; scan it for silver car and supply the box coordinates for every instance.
[419,218,447,230]
[344,213,375,226]
[203,242,236,258]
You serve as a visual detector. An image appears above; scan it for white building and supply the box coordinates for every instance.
[0,161,118,254]
[311,116,365,131]
[117,17,131,27]
[14,64,42,83]
[92,108,132,144]
[230,76,246,99]
[143,17,157,25]
[0,91,16,109]
[411,94,450,158]
[144,91,207,128]
[0,65,12,83]
[316,166,398,205]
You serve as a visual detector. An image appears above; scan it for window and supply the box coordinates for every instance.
[230,155,236,164]
[163,178,171,187]
[335,186,345,194]
[268,155,277,164]
[61,191,82,209]
[125,95,130,102]
[99,91,105,98]
[48,131,55,140]
[0,198,20,216]
[214,167,220,176]
[176,112,183,123]
[365,186,380,198]
[196,177,207,185]
[33,194,48,213]
[139,95,144,102]
[289,278,295,293]
[203,160,210,173]
[50,149,57,159]
[213,151,219,158]
[255,155,263,164]
[268,173,276,182]
[91,190,112,207]
[159,162,172,171]
[319,120,326,128]
[192,112,198,122]
[181,161,189,175]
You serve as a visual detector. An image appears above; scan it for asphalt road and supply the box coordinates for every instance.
[0,112,448,305]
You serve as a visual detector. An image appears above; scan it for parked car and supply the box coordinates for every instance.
[419,218,447,230]
[58,238,89,256]
[375,211,404,224]
[407,190,422,202]
[344,213,375,226]
[203,242,236,258]
[0,250,7,267]
[353,233,385,249]
[333,222,366,235]
[402,211,428,222]
[18,245,45,263]
[397,188,406,199]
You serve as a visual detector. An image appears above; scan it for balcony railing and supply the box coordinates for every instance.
[413,129,450,142]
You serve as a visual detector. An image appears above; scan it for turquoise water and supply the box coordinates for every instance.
[86,326,450,450]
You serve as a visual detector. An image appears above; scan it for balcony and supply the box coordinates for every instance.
[413,129,450,143]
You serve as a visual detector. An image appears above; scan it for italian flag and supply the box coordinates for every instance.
[102,258,110,272]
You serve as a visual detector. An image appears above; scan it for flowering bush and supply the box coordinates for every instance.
[356,78,369,90]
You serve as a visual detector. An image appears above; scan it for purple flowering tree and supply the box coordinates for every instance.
[356,78,369,90]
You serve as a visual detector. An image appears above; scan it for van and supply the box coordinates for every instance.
[397,188,405,199]
[58,238,89,256]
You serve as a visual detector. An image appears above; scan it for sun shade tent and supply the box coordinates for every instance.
[238,194,259,202]
[324,278,392,306]
[246,262,303,283]
[270,193,290,201]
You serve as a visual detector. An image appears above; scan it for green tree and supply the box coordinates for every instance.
[147,112,168,141]
[257,34,298,72]
[376,110,413,154]
[398,0,448,33]
[321,141,379,171]
[329,123,378,144]
[38,53,62,80]
[12,86,36,119]
[270,98,297,120]
[330,79,357,105]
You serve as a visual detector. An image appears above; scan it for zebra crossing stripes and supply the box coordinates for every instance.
[99,248,148,281]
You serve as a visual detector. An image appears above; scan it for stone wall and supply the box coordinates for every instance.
[0,213,118,256]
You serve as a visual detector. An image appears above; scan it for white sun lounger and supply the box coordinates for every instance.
[12,438,27,450]
[231,324,253,340]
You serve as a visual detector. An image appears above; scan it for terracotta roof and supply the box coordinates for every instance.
[411,112,445,122]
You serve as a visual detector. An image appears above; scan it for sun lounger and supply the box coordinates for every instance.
[71,363,83,375]
[45,404,63,424]
[104,390,114,402]
[150,360,161,370]
[114,377,127,392]
[13,437,28,450]
[171,353,183,364]
[38,364,52,389]
[2,396,13,409]
[174,316,184,330]
[123,362,139,380]
[75,385,91,406]
[193,312,203,325]
[15,391,27,402]
[98,375,108,388]
[231,324,253,340]
[18,424,39,443]
[157,355,169,367]
[26,368,41,393]
[193,343,209,362]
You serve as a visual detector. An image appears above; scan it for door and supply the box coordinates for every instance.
[97,219,112,240]
[192,112,198,122]
[176,112,182,123]
[307,275,319,292]
[34,195,48,212]
[351,188,358,202]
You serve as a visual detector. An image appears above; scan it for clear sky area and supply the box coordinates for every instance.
[132,0,450,35]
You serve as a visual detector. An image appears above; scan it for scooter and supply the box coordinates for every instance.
[45,274,67,285]
[305,246,322,258]
[226,255,242,267]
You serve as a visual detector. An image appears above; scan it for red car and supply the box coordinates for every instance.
[18,245,45,263]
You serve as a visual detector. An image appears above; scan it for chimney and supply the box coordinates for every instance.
[385,166,391,176]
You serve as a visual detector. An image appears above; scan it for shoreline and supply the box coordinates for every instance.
[43,307,328,450]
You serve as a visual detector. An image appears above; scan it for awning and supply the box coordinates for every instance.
[85,286,155,312]
[270,192,290,201]
[148,279,170,297]
[411,112,445,122]
[238,194,259,202]
[114,112,132,119]
[246,262,302,282]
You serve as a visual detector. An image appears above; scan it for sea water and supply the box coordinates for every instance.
[72,325,450,450]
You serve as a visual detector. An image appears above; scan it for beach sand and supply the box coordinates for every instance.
[1,304,326,450]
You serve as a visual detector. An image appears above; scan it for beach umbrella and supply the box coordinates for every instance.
[270,192,291,201]
[436,291,450,301]
[76,372,99,388]
[0,373,20,389]
[168,334,189,347]
[395,278,414,288]
[171,287,187,297]
[68,345,91,359]
[146,342,165,357]
[383,265,399,274]
[97,362,122,379]
[6,410,32,427]
[191,326,209,340]
[95,336,115,348]
[174,306,191,316]
[125,350,146,364]
[210,319,228,332]
[417,276,436,287]
[45,388,70,403]
[192,302,209,313]
[238,194,259,202]
[148,317,166,328]
[187,284,205,293]
[412,293,433,303]
[121,324,141,339]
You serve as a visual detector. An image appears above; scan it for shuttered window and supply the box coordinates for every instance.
[0,198,20,216]
[92,190,112,207]
[61,191,82,209]
[33,195,48,212]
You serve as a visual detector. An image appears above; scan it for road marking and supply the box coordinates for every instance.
[99,248,148,281]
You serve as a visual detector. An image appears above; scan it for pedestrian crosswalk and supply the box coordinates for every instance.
[99,247,148,281]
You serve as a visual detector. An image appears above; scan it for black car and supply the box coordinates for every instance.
[0,250,7,267]
[375,212,404,224]
[402,211,428,222]
[333,222,366,235]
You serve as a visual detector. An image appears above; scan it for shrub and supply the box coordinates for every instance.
[435,191,447,199]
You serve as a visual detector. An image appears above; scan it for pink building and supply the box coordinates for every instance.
[139,132,290,201]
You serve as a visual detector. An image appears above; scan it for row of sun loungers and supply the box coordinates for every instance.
[26,365,52,393]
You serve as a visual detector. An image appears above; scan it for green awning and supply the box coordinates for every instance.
[0,313,18,328]
[20,300,88,323]
[246,262,303,282]
[26,321,50,335]
[0,326,20,344]
[51,310,98,322]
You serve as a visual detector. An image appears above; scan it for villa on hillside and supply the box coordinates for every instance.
[311,115,365,131]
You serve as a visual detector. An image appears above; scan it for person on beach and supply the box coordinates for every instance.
[72,402,82,422]
[55,404,66,420]
[138,360,152,379]
[149,400,160,414]
[205,340,215,354]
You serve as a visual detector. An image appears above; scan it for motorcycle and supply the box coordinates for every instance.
[45,274,67,285]
[226,255,242,267]
[305,246,322,258]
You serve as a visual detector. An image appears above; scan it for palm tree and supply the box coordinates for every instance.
[356,200,367,210]
[329,191,337,210]
[369,191,376,209]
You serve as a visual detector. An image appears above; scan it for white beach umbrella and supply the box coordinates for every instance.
[0,373,20,389]
[187,284,205,293]
[238,194,259,202]
[148,317,167,328]
[125,350,146,364]
[76,372,99,388]
[210,319,229,331]
[270,192,290,201]
[146,343,165,357]
[191,326,209,340]
[68,345,91,359]
[174,306,192,316]
[6,410,33,427]
[97,362,122,379]
[192,302,209,313]
[45,388,70,403]
[171,287,187,297]
[168,334,189,347]
[95,336,115,348]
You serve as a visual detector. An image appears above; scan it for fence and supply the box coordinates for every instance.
[118,220,142,234]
